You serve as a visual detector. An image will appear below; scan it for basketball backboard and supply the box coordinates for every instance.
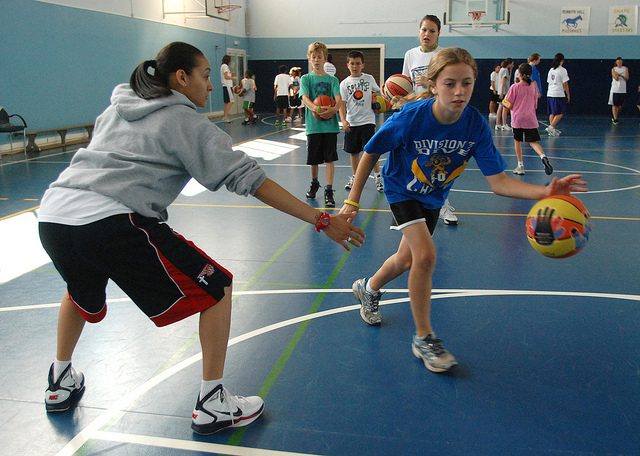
[444,0,509,25]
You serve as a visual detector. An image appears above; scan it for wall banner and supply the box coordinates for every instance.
[560,7,590,34]
[608,5,638,34]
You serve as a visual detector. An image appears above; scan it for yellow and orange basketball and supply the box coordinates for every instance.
[383,74,413,99]
[372,94,391,113]
[525,195,591,258]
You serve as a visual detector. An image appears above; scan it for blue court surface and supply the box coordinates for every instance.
[1,113,639,455]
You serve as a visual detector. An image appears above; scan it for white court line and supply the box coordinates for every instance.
[92,430,315,455]
[52,288,640,455]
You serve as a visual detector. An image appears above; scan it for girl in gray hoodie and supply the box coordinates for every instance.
[39,41,364,435]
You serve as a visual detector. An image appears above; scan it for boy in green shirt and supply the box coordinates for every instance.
[300,41,342,207]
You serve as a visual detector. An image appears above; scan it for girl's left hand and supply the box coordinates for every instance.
[545,174,588,196]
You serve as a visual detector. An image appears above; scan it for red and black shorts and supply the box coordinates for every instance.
[39,214,232,327]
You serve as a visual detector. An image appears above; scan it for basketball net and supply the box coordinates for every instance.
[216,4,241,14]
[468,10,486,30]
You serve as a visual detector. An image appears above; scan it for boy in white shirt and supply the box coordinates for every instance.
[339,51,383,192]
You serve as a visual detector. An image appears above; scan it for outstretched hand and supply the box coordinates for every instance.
[323,212,365,251]
[544,174,588,196]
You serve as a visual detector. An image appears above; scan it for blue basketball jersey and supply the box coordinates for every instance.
[364,97,506,209]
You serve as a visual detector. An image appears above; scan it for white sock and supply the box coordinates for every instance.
[373,172,381,178]
[540,155,546,160]
[365,279,378,294]
[200,378,223,399]
[518,161,524,167]
[53,359,71,381]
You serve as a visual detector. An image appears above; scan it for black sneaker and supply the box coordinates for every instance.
[324,188,335,207]
[306,180,321,199]
[45,363,85,412]
[541,156,553,175]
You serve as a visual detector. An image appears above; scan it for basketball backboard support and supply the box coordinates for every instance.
[444,0,510,29]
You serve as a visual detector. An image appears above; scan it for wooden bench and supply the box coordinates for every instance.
[25,123,94,153]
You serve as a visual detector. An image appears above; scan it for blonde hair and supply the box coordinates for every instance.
[307,41,328,59]
[394,47,478,107]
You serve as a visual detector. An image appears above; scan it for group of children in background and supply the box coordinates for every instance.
[273,65,304,126]
[490,52,554,176]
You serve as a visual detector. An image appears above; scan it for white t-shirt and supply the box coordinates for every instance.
[611,66,628,94]
[274,73,291,96]
[402,46,441,94]
[220,63,233,88]
[490,71,499,91]
[497,67,510,96]
[241,78,256,103]
[339,73,381,126]
[324,62,336,76]
[547,66,570,98]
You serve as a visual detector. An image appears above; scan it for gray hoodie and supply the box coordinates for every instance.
[48,84,266,221]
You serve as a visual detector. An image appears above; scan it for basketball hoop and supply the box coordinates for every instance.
[216,4,241,14]
[468,10,486,29]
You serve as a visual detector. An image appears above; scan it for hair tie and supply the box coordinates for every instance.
[145,60,157,76]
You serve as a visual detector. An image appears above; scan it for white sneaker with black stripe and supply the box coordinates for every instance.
[191,384,264,435]
[439,199,458,225]
[45,363,85,412]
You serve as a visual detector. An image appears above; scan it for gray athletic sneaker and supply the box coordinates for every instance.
[412,334,458,373]
[352,278,382,325]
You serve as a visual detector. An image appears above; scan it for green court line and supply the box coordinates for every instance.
[227,193,384,446]
[238,223,310,292]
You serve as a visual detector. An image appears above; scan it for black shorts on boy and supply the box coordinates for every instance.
[39,213,232,327]
[276,95,289,110]
[306,133,338,165]
[343,124,375,155]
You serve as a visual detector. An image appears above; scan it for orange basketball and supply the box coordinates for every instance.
[313,95,336,121]
[383,74,413,99]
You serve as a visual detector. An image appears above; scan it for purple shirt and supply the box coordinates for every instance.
[504,81,539,129]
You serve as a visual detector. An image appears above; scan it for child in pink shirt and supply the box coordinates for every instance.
[502,63,553,175]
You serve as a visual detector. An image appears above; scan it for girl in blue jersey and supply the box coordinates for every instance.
[341,47,587,373]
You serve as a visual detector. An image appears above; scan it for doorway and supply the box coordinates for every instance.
[326,45,385,88]
[226,48,247,116]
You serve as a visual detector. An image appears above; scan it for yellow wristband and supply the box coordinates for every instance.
[343,199,360,208]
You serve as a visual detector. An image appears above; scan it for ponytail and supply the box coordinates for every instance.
[129,42,204,100]
[517,63,532,85]
[551,53,564,70]
[130,59,172,99]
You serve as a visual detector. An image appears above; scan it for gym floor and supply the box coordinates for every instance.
[1,112,639,455]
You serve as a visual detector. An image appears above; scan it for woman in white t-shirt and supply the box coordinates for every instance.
[220,55,236,123]
[609,57,629,125]
[546,53,570,136]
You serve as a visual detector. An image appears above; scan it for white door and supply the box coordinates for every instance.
[226,49,247,116]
